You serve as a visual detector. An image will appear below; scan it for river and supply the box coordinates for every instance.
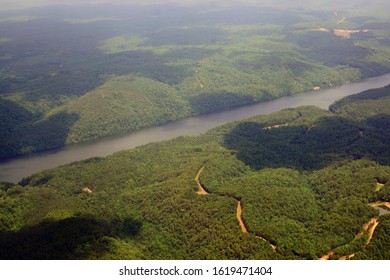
[1,73,390,183]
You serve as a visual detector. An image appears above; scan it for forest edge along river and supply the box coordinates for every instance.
[1,73,390,183]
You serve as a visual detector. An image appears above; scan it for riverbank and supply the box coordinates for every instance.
[1,73,390,183]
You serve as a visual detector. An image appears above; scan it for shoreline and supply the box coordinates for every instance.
[1,72,390,184]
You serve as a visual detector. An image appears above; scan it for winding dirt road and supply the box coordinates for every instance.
[237,201,247,233]
[320,252,334,260]
[194,165,276,251]
[369,201,390,208]
[195,166,208,195]
[320,217,380,260]
[366,219,379,245]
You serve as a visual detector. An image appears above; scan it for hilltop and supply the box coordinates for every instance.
[1,1,390,158]
[0,85,389,260]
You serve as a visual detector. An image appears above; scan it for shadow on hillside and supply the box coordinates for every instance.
[0,215,142,260]
[223,114,390,171]
[189,92,255,114]
[0,98,80,159]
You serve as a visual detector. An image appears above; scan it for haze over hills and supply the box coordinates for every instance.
[1,0,390,158]
[0,0,389,261]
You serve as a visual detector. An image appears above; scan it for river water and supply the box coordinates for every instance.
[1,73,390,183]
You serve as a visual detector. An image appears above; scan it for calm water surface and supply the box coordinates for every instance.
[1,73,390,183]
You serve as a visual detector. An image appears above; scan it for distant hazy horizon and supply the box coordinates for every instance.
[1,0,389,20]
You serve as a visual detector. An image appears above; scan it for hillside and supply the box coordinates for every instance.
[0,85,389,260]
[1,1,390,158]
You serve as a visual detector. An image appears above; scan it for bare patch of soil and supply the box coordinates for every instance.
[194,164,276,251]
[236,201,247,233]
[195,166,208,195]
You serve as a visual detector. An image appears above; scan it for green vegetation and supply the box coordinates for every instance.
[0,85,389,259]
[330,84,390,119]
[355,215,390,259]
[63,75,191,143]
[98,36,147,54]
[1,1,390,158]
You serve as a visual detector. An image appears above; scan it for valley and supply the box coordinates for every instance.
[1,85,389,260]
[0,0,389,261]
[1,72,389,184]
[2,1,390,159]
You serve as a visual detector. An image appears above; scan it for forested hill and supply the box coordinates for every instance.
[0,85,389,260]
[1,1,390,158]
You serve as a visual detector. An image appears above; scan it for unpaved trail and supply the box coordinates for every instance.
[369,201,390,208]
[339,253,355,260]
[366,219,379,245]
[195,166,208,195]
[194,164,277,251]
[320,197,389,260]
[320,251,334,260]
[195,70,204,89]
[321,217,380,260]
[237,201,247,233]
[256,236,277,251]
[355,218,377,239]
[237,200,277,251]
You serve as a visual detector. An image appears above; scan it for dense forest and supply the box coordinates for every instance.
[0,84,389,260]
[1,1,390,158]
